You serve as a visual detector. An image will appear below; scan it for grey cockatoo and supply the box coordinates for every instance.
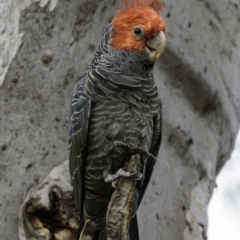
[68,0,166,239]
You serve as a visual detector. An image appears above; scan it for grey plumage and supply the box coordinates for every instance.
[68,24,162,239]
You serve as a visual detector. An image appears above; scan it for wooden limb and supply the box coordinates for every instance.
[79,219,96,240]
[106,155,138,240]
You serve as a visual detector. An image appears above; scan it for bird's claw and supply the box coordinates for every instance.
[103,168,142,188]
[113,141,157,161]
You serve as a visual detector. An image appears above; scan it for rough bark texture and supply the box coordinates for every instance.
[0,0,239,240]
[106,156,137,240]
[18,161,79,240]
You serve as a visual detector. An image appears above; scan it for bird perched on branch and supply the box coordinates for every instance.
[68,0,166,239]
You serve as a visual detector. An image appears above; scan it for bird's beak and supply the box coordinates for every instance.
[145,31,166,62]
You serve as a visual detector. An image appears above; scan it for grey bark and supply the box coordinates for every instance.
[18,161,79,240]
[0,0,240,240]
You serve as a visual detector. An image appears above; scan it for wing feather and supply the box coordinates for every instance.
[137,101,162,206]
[68,75,91,216]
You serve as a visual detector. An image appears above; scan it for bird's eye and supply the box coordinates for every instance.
[134,27,142,35]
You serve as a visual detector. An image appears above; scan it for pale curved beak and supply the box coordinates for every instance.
[145,31,166,62]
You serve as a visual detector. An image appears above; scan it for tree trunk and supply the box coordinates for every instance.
[0,0,239,240]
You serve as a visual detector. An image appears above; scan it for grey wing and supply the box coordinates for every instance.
[68,75,91,216]
[137,101,162,206]
[149,100,162,157]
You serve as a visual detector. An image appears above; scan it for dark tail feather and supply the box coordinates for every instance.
[76,225,81,240]
[129,215,140,240]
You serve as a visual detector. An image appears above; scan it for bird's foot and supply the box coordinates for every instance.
[103,168,142,188]
[113,141,157,161]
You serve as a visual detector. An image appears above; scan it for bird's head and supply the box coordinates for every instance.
[111,0,166,65]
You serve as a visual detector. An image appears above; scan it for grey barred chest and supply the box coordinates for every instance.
[87,100,154,154]
[84,100,154,196]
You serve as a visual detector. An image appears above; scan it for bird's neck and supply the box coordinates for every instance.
[84,25,157,103]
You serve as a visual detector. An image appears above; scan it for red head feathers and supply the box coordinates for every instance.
[111,0,166,51]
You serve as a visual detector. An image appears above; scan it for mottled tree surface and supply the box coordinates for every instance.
[0,0,240,240]
[19,161,79,240]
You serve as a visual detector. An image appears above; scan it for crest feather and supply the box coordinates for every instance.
[123,0,163,12]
